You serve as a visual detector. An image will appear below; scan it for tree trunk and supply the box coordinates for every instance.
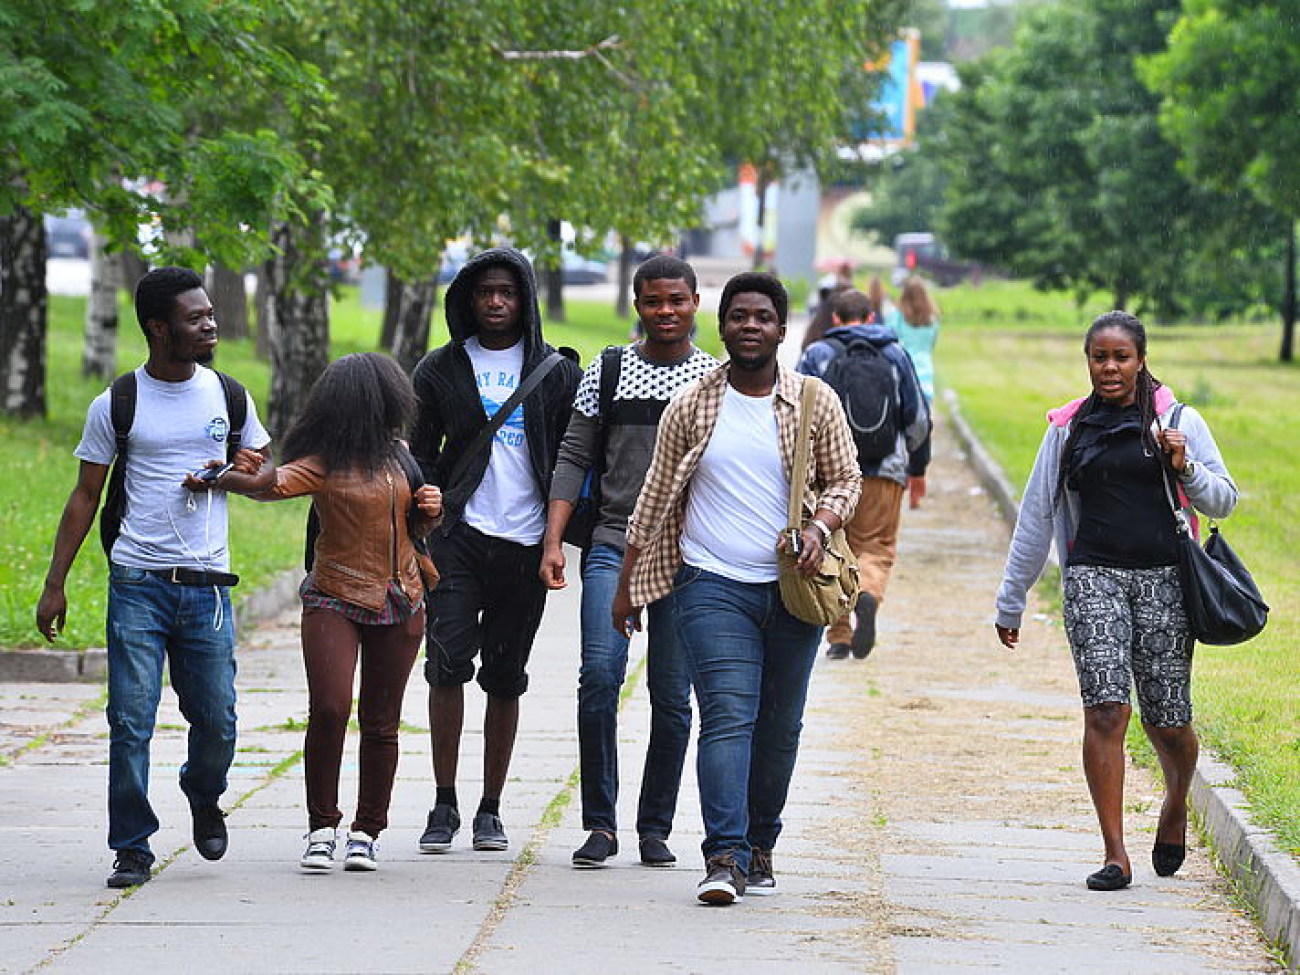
[82,231,120,381]
[752,168,770,271]
[254,263,273,361]
[544,217,565,323]
[264,217,331,437]
[208,262,248,341]
[1112,281,1130,312]
[388,272,439,374]
[379,273,400,350]
[1281,221,1295,364]
[0,206,49,418]
[615,235,633,320]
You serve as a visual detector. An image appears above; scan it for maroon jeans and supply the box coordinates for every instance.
[300,604,424,836]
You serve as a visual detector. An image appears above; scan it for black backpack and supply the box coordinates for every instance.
[101,370,247,556]
[821,336,901,464]
[302,441,429,572]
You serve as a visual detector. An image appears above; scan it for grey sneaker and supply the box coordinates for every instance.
[419,804,460,853]
[472,812,509,851]
[344,831,378,871]
[747,847,776,894]
[300,828,337,871]
[697,854,746,905]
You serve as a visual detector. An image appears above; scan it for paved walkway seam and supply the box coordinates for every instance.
[945,388,1298,971]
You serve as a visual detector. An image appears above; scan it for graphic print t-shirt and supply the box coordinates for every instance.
[74,366,271,571]
[461,336,545,544]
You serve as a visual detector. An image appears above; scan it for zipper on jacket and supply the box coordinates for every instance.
[387,470,399,581]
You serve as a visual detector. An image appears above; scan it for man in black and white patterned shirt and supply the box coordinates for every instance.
[541,255,716,869]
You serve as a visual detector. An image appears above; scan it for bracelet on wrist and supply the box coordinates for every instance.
[807,518,832,543]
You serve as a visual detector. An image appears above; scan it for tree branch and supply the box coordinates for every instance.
[492,34,622,62]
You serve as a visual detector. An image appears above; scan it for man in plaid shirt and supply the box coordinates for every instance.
[612,272,860,904]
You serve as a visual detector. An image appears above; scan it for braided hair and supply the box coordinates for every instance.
[1055,311,1164,502]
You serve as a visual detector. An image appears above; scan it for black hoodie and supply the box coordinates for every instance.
[410,247,581,535]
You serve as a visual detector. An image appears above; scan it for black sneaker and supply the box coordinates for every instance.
[572,831,618,868]
[192,805,228,861]
[638,835,676,867]
[825,642,851,660]
[106,850,153,888]
[472,812,509,851]
[419,804,460,853]
[747,847,776,895]
[697,854,746,905]
[851,593,877,659]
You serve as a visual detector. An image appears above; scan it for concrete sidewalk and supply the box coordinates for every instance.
[0,412,1282,974]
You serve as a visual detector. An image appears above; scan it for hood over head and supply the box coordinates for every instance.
[823,322,897,348]
[444,247,543,350]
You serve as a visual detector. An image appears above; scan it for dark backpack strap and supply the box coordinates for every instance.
[592,345,622,468]
[445,350,565,489]
[215,371,248,460]
[99,372,138,557]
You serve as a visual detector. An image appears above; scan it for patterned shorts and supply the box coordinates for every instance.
[1061,564,1193,727]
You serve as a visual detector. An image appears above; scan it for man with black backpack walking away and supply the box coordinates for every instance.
[796,289,931,660]
[35,267,273,888]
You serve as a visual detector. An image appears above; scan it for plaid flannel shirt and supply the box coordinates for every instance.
[626,363,861,607]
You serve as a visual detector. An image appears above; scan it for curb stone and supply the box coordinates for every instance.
[945,388,1298,972]
[0,568,303,684]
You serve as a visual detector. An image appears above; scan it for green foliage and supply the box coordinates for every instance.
[1142,0,1300,219]
[0,0,329,267]
[940,278,1300,855]
[930,0,1284,318]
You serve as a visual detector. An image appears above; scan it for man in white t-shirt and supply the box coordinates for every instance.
[612,273,861,905]
[410,248,580,854]
[36,267,272,889]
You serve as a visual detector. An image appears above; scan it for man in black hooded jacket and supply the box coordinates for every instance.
[410,248,581,854]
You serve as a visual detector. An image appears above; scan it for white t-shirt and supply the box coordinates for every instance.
[75,365,271,571]
[680,385,789,583]
[461,336,546,544]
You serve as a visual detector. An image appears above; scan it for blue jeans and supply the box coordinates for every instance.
[106,565,238,858]
[672,565,821,872]
[577,544,692,837]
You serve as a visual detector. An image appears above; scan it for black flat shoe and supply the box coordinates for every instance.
[1153,842,1186,877]
[1086,864,1132,891]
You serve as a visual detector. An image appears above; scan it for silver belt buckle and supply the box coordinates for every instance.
[168,567,185,584]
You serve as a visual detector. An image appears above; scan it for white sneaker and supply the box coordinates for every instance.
[344,831,378,871]
[300,828,337,871]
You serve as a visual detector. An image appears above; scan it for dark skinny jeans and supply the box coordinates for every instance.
[301,604,423,837]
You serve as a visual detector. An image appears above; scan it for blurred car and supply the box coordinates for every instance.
[892,232,983,287]
[44,209,92,259]
[561,250,608,285]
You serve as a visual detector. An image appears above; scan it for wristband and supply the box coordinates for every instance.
[807,518,832,543]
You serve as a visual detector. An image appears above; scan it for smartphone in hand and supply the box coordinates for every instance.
[193,462,235,483]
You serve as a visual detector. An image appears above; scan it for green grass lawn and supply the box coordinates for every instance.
[936,278,1300,857]
[0,286,644,650]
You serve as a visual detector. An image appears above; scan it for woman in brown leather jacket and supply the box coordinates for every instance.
[256,353,442,872]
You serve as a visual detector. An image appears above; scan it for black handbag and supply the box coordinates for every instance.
[1159,409,1268,646]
